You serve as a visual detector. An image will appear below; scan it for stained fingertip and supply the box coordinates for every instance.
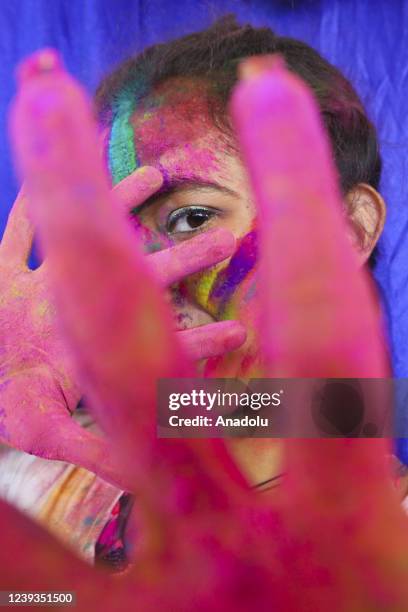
[112,166,163,210]
[17,49,63,85]
[239,54,285,81]
[222,321,247,352]
[133,166,164,198]
[179,321,247,360]
[137,165,163,190]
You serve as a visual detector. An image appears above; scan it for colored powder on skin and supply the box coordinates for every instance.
[193,267,220,317]
[194,230,258,320]
[129,78,222,169]
[108,77,150,185]
[109,89,138,185]
[128,207,174,254]
[170,283,189,308]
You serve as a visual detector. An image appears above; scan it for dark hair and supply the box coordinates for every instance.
[95,15,382,264]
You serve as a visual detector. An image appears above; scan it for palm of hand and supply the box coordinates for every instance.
[0,204,81,453]
[0,157,244,484]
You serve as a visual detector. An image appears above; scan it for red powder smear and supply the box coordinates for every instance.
[131,79,221,171]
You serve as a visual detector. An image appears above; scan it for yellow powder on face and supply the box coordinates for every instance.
[194,267,220,316]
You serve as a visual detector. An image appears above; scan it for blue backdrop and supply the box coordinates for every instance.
[1,0,407,452]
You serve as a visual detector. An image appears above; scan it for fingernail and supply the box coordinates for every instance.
[17,49,63,85]
[239,54,286,81]
[224,323,247,351]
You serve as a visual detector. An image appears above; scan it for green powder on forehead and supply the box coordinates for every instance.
[107,74,225,185]
[108,87,138,185]
[108,72,155,185]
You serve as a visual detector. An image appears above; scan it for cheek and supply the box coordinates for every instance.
[181,229,259,320]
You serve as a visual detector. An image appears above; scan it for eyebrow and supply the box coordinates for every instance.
[131,175,239,214]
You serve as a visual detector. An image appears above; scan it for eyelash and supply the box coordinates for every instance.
[165,205,220,235]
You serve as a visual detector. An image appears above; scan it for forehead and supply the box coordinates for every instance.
[107,77,233,184]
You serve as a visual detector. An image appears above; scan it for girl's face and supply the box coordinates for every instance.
[105,77,385,484]
[107,78,261,376]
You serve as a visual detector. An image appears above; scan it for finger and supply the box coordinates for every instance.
[230,56,391,455]
[177,320,246,361]
[31,417,134,492]
[231,56,388,379]
[36,165,163,277]
[230,56,408,577]
[112,165,163,212]
[0,186,34,268]
[0,368,130,490]
[10,54,264,603]
[149,228,236,286]
[231,56,391,467]
[10,54,186,480]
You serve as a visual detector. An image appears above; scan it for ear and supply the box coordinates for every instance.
[344,183,386,264]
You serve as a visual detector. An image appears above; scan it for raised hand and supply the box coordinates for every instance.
[0,187,124,484]
[2,48,408,611]
[0,130,245,492]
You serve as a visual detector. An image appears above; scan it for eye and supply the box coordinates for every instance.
[166,206,219,235]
